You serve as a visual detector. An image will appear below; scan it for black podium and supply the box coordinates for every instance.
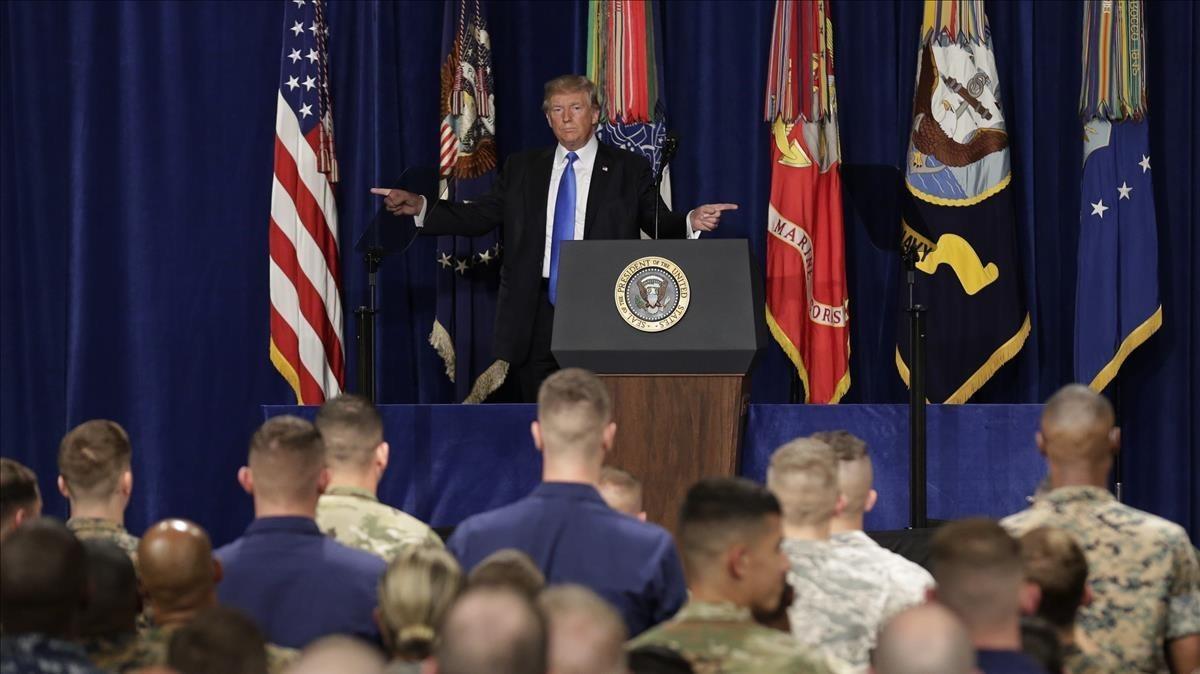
[552,239,765,531]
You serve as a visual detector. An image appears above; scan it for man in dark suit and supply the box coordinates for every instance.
[373,74,737,401]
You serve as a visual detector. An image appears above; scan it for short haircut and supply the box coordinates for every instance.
[538,584,628,674]
[436,586,547,674]
[247,415,326,504]
[79,539,140,638]
[1019,526,1088,628]
[1040,384,1116,464]
[468,548,546,600]
[930,518,1024,631]
[542,74,599,113]
[767,437,839,526]
[288,635,386,674]
[314,394,384,467]
[873,603,975,674]
[0,517,88,637]
[677,477,781,577]
[1,458,40,528]
[378,544,464,661]
[168,606,268,674]
[58,419,132,500]
[537,368,611,455]
[811,430,874,515]
[597,466,643,516]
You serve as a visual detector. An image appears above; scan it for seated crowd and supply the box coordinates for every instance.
[0,371,1196,674]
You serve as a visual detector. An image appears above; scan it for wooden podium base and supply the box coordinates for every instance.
[599,374,751,533]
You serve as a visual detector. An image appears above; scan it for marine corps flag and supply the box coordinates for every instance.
[763,0,850,404]
[899,0,1029,403]
[1075,0,1161,391]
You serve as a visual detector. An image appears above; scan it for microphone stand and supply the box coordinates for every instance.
[903,242,928,529]
[653,133,678,240]
[354,248,382,404]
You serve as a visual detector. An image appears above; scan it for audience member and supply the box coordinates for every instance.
[872,603,975,674]
[215,416,386,649]
[57,420,139,559]
[137,518,297,674]
[0,517,104,673]
[429,586,547,674]
[78,540,148,672]
[1002,384,1199,674]
[538,585,627,674]
[1018,526,1120,674]
[929,518,1044,674]
[1,457,42,540]
[376,544,463,671]
[289,636,387,674]
[447,368,686,636]
[814,430,934,604]
[166,606,268,674]
[597,466,646,521]
[315,394,442,558]
[467,548,546,599]
[767,437,912,673]
[628,477,835,674]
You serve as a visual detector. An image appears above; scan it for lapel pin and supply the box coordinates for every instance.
[602,165,609,172]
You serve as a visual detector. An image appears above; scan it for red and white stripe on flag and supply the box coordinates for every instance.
[268,0,344,404]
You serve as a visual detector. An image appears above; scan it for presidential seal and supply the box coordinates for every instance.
[614,256,690,332]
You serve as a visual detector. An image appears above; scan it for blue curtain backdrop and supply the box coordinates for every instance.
[2,0,1195,546]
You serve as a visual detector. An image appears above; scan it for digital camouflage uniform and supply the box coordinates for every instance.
[137,624,298,674]
[316,486,442,560]
[66,518,139,562]
[626,600,844,674]
[1002,486,1200,674]
[829,530,934,607]
[0,634,105,674]
[81,632,154,673]
[782,538,924,673]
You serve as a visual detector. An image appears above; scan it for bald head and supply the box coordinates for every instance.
[538,585,627,674]
[289,635,385,674]
[873,603,975,674]
[138,519,218,619]
[436,587,547,674]
[1039,385,1117,467]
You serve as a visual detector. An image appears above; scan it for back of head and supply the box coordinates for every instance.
[930,518,1023,632]
[58,419,132,504]
[138,519,217,617]
[247,415,326,506]
[538,584,627,674]
[468,548,546,599]
[314,394,384,469]
[435,586,547,674]
[810,430,873,517]
[873,603,975,674]
[79,539,140,638]
[289,635,386,674]
[378,544,464,661]
[597,466,643,517]
[168,606,268,674]
[1018,526,1088,629]
[0,457,41,536]
[537,368,611,457]
[1039,384,1116,467]
[0,517,88,637]
[766,437,839,528]
[677,477,781,578]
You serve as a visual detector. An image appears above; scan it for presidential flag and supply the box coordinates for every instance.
[898,0,1028,403]
[1075,0,1161,391]
[430,0,506,403]
[763,0,850,404]
[268,0,344,404]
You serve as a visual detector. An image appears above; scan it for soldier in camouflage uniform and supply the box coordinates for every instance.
[314,395,442,560]
[766,437,914,674]
[627,478,841,674]
[1001,385,1200,674]
[78,540,154,673]
[57,420,139,562]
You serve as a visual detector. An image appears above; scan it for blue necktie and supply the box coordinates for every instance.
[548,151,578,305]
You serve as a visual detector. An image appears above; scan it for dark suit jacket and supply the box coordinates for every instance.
[421,141,687,364]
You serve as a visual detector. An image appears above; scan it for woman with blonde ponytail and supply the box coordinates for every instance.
[376,544,464,673]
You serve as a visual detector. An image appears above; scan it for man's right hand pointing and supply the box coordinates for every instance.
[370,187,425,216]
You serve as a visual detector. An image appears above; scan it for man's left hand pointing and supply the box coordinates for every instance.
[690,203,738,232]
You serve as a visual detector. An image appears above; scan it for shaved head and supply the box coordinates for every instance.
[538,585,627,674]
[436,587,547,674]
[811,431,873,516]
[1039,385,1117,467]
[874,603,975,674]
[138,519,218,617]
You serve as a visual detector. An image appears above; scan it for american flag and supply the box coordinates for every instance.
[268,0,344,404]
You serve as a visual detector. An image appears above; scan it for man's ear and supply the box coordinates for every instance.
[375,441,390,472]
[1109,427,1121,456]
[727,543,750,580]
[120,470,133,498]
[212,557,224,584]
[865,489,879,513]
[237,467,254,495]
[1080,584,1093,607]
[57,475,71,500]
[590,105,600,126]
[531,421,545,453]
[1035,430,1047,457]
[600,421,617,454]
[637,511,647,522]
[833,494,847,518]
[1019,581,1041,616]
[317,467,331,494]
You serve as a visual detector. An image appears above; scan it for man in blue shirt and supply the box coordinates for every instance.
[216,415,386,649]
[447,368,687,636]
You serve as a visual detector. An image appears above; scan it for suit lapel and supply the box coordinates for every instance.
[525,148,555,258]
[583,142,613,240]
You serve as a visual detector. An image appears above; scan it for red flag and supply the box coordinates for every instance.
[764,0,849,403]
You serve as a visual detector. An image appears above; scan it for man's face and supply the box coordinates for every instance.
[545,90,599,151]
[743,514,789,615]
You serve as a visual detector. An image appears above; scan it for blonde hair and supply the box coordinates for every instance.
[542,75,599,113]
[537,368,611,455]
[767,437,839,526]
[378,545,464,661]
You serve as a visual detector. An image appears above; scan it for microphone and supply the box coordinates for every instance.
[653,130,679,240]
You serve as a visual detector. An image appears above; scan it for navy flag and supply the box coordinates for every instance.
[898,0,1029,403]
[1075,0,1161,391]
